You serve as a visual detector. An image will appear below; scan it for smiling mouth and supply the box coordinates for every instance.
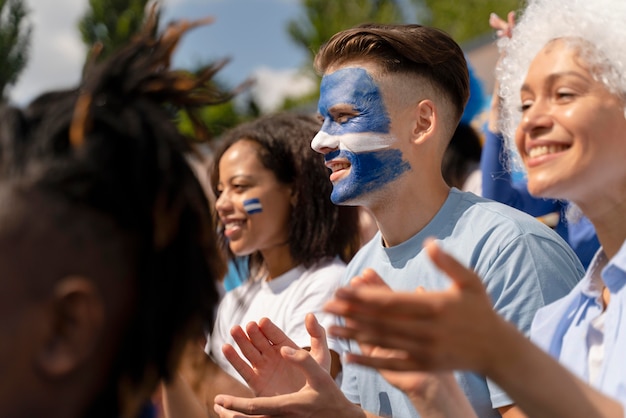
[527,144,569,159]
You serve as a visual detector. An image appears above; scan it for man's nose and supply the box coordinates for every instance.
[311,130,339,154]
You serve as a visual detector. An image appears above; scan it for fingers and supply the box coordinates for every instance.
[304,312,325,339]
[257,317,298,349]
[349,268,389,288]
[214,347,335,416]
[229,324,264,366]
[329,320,435,359]
[506,10,516,29]
[279,346,336,388]
[305,313,331,371]
[326,285,438,317]
[489,12,505,29]
[214,397,269,418]
[488,11,515,38]
[222,343,256,384]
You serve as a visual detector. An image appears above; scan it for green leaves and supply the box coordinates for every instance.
[0,0,31,101]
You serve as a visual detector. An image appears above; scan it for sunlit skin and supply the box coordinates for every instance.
[515,40,626,211]
[215,140,295,279]
[312,65,411,206]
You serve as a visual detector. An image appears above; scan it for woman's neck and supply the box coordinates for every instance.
[261,243,297,280]
[579,196,626,260]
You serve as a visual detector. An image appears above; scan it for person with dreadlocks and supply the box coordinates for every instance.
[0,8,233,418]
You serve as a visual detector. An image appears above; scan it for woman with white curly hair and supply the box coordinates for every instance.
[320,0,626,416]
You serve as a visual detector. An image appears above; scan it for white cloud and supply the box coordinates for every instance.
[9,0,87,105]
[248,67,317,114]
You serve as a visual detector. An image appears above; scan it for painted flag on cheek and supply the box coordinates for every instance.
[243,198,263,215]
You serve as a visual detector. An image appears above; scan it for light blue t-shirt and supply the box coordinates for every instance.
[531,240,626,411]
[340,188,585,417]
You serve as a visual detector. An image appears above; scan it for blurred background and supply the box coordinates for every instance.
[2,0,523,138]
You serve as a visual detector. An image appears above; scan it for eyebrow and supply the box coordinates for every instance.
[226,174,254,182]
[521,71,590,93]
[328,103,358,114]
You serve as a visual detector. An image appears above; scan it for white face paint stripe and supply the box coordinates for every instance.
[311,130,396,153]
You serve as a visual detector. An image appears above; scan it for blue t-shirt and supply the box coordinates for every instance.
[340,189,585,417]
[531,240,626,410]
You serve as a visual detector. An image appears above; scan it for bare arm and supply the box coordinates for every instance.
[487,320,623,418]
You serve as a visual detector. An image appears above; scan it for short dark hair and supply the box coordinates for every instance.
[210,112,361,274]
[314,23,470,123]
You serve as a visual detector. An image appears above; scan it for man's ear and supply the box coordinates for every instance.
[36,276,105,377]
[412,99,437,144]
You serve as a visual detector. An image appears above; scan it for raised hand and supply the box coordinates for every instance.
[338,266,479,417]
[489,11,515,39]
[222,319,301,396]
[214,315,361,418]
[222,313,331,396]
[324,239,509,375]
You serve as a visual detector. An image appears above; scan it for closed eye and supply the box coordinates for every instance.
[555,90,576,102]
[334,113,353,124]
[519,100,533,112]
[329,104,358,124]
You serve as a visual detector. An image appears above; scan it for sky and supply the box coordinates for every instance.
[10,0,315,111]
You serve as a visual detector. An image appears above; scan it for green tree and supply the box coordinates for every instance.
[0,0,31,102]
[414,0,523,44]
[79,0,149,60]
[279,0,408,111]
[280,0,526,111]
[288,0,407,66]
[78,1,249,142]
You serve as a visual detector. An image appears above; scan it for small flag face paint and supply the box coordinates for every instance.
[243,198,263,215]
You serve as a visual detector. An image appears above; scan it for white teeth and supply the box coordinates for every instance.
[224,221,243,230]
[528,145,568,159]
[327,162,350,172]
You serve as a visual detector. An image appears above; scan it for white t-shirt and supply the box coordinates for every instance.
[207,257,345,384]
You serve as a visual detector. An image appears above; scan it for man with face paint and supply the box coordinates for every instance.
[213,24,584,418]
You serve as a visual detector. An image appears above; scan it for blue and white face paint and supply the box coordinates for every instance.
[243,198,263,215]
[312,67,410,205]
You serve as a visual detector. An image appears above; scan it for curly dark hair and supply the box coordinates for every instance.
[209,112,361,276]
[0,9,231,418]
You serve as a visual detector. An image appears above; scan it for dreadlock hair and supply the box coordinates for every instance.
[209,112,361,279]
[0,8,232,418]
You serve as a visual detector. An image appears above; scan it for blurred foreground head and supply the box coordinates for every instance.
[0,7,230,418]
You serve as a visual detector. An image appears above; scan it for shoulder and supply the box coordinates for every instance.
[452,190,580,259]
[455,189,549,231]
